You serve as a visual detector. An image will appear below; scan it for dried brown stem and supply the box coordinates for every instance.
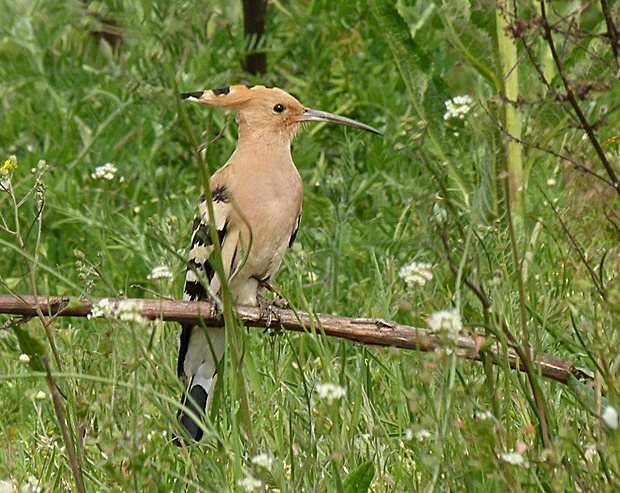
[539,0,620,198]
[600,0,620,71]
[506,174,552,449]
[0,294,588,386]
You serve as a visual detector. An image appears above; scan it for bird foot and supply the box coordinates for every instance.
[259,282,290,309]
[257,294,282,331]
[209,301,221,320]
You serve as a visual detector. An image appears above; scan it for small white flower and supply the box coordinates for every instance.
[547,178,556,186]
[147,265,173,280]
[500,451,528,467]
[116,299,147,324]
[237,475,262,492]
[404,428,414,441]
[432,203,447,224]
[91,163,117,181]
[89,298,147,324]
[443,95,474,121]
[0,478,16,493]
[426,309,462,339]
[354,433,372,449]
[584,445,597,462]
[474,411,493,420]
[35,391,46,400]
[19,354,31,364]
[251,453,273,470]
[20,475,42,493]
[315,382,346,404]
[399,261,433,289]
[415,429,431,441]
[88,298,115,319]
[602,406,618,430]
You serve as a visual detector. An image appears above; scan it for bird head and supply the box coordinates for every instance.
[182,85,382,140]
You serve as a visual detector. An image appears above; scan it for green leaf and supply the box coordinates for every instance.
[567,373,610,411]
[13,326,46,372]
[343,460,374,493]
[65,297,84,309]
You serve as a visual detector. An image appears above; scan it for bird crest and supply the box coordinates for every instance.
[182,85,301,111]
[182,84,382,136]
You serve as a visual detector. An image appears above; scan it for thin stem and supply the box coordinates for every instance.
[539,0,620,198]
[43,356,85,493]
[506,179,552,449]
[495,3,523,214]
[599,0,620,71]
[541,189,606,300]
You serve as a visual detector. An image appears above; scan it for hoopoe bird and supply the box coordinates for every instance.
[176,84,381,443]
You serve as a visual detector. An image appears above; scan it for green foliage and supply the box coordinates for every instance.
[0,0,619,491]
[343,460,374,493]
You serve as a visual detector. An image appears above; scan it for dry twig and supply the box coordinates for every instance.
[0,294,588,385]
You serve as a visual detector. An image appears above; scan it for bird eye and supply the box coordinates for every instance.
[273,103,285,113]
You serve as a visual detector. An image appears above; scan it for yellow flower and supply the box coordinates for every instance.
[2,155,17,171]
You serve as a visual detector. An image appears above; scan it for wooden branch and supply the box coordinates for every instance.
[0,294,588,385]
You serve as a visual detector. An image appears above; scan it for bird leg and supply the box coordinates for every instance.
[259,282,290,309]
[209,300,221,320]
[257,294,282,331]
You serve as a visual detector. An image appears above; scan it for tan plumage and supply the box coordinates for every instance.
[175,84,381,443]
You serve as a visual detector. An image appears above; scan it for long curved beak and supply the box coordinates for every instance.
[298,108,383,135]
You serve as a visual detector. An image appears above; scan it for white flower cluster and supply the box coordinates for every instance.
[88,298,116,319]
[315,382,346,404]
[474,410,493,420]
[116,300,147,324]
[91,163,117,180]
[251,453,273,470]
[415,429,431,441]
[0,479,15,493]
[0,475,42,493]
[399,261,433,289]
[500,451,529,467]
[147,265,173,280]
[426,309,462,340]
[237,475,262,492]
[88,298,147,324]
[443,95,474,121]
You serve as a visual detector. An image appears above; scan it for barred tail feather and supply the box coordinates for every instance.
[175,324,225,445]
[176,372,217,443]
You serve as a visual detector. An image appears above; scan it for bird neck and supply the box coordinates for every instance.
[234,126,294,165]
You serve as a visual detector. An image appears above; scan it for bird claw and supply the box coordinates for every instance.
[209,302,221,320]
[259,282,290,309]
[257,295,282,331]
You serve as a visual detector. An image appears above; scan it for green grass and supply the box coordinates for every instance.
[1,0,619,491]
